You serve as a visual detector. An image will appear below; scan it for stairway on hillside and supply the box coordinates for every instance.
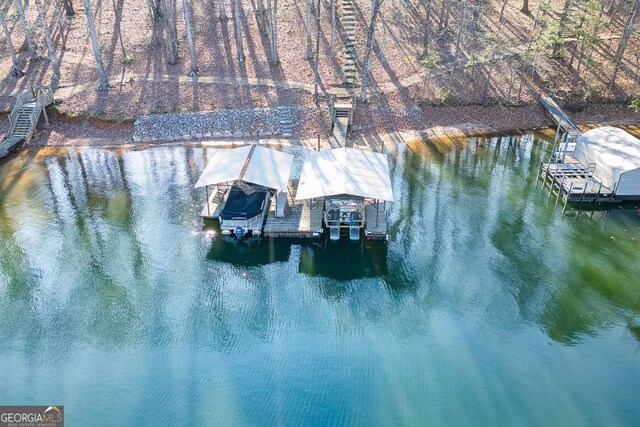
[1,86,54,158]
[341,0,358,86]
[278,107,293,138]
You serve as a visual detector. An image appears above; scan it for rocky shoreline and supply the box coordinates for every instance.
[1,102,638,152]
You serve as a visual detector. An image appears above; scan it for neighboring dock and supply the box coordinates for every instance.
[537,97,640,208]
[263,179,324,238]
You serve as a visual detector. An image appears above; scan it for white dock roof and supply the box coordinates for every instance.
[194,145,294,191]
[295,147,394,201]
[574,127,640,190]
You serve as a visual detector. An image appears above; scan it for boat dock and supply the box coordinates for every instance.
[263,179,325,238]
[538,161,612,206]
[364,202,388,240]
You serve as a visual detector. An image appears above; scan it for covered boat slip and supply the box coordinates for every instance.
[538,127,640,206]
[296,147,394,240]
[195,145,294,235]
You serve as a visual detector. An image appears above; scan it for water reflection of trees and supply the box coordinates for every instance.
[394,133,640,345]
[1,139,639,357]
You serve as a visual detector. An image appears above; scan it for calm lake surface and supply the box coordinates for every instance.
[1,134,639,425]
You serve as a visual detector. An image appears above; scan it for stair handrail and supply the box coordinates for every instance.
[8,91,32,129]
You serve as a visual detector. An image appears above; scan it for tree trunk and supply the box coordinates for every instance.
[305,0,313,59]
[145,0,161,45]
[438,0,448,31]
[330,0,336,51]
[499,0,508,23]
[521,0,529,14]
[34,0,61,78]
[455,0,467,60]
[360,0,384,101]
[0,13,19,71]
[314,0,320,101]
[63,0,76,16]
[15,0,36,56]
[266,0,279,64]
[233,0,245,62]
[422,0,432,55]
[111,0,127,62]
[182,0,199,75]
[218,0,227,20]
[163,0,179,65]
[82,0,109,90]
[610,0,640,89]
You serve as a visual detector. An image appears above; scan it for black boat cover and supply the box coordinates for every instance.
[221,187,268,220]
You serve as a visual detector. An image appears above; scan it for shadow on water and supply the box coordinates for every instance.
[204,221,388,280]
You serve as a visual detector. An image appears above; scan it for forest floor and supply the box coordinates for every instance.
[0,0,639,145]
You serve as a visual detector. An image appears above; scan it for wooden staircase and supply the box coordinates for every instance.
[341,0,358,86]
[1,85,54,158]
[330,95,354,147]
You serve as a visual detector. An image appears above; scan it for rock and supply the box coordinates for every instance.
[133,135,141,142]
[204,132,212,138]
[233,131,243,138]
[224,131,232,137]
[195,132,203,139]
[183,134,193,140]
[211,131,223,138]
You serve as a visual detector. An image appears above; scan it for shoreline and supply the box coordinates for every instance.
[2,103,639,154]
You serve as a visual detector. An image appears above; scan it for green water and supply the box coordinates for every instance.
[0,135,639,425]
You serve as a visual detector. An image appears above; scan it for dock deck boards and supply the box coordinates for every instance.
[365,203,388,240]
[200,191,226,219]
[263,180,325,238]
[539,161,613,204]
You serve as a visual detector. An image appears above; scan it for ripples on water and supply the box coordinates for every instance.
[0,135,639,425]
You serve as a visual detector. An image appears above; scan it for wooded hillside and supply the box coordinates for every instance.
[1,0,639,125]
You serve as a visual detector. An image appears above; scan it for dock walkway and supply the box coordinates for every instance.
[263,180,325,238]
[539,95,581,137]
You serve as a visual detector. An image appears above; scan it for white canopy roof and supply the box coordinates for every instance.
[295,147,394,201]
[194,145,294,191]
[574,127,640,189]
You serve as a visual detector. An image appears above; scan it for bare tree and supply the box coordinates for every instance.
[0,12,19,73]
[360,0,384,101]
[218,0,227,20]
[163,0,179,65]
[455,0,468,60]
[610,0,640,89]
[305,0,313,59]
[521,0,530,14]
[499,0,508,23]
[82,0,109,90]
[62,0,75,16]
[15,0,35,56]
[266,0,279,64]
[330,0,336,51]
[34,0,61,78]
[145,0,161,45]
[422,0,432,56]
[182,0,198,75]
[232,0,244,62]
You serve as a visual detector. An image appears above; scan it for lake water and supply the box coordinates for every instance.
[1,135,639,425]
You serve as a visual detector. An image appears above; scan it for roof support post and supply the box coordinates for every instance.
[206,185,211,217]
